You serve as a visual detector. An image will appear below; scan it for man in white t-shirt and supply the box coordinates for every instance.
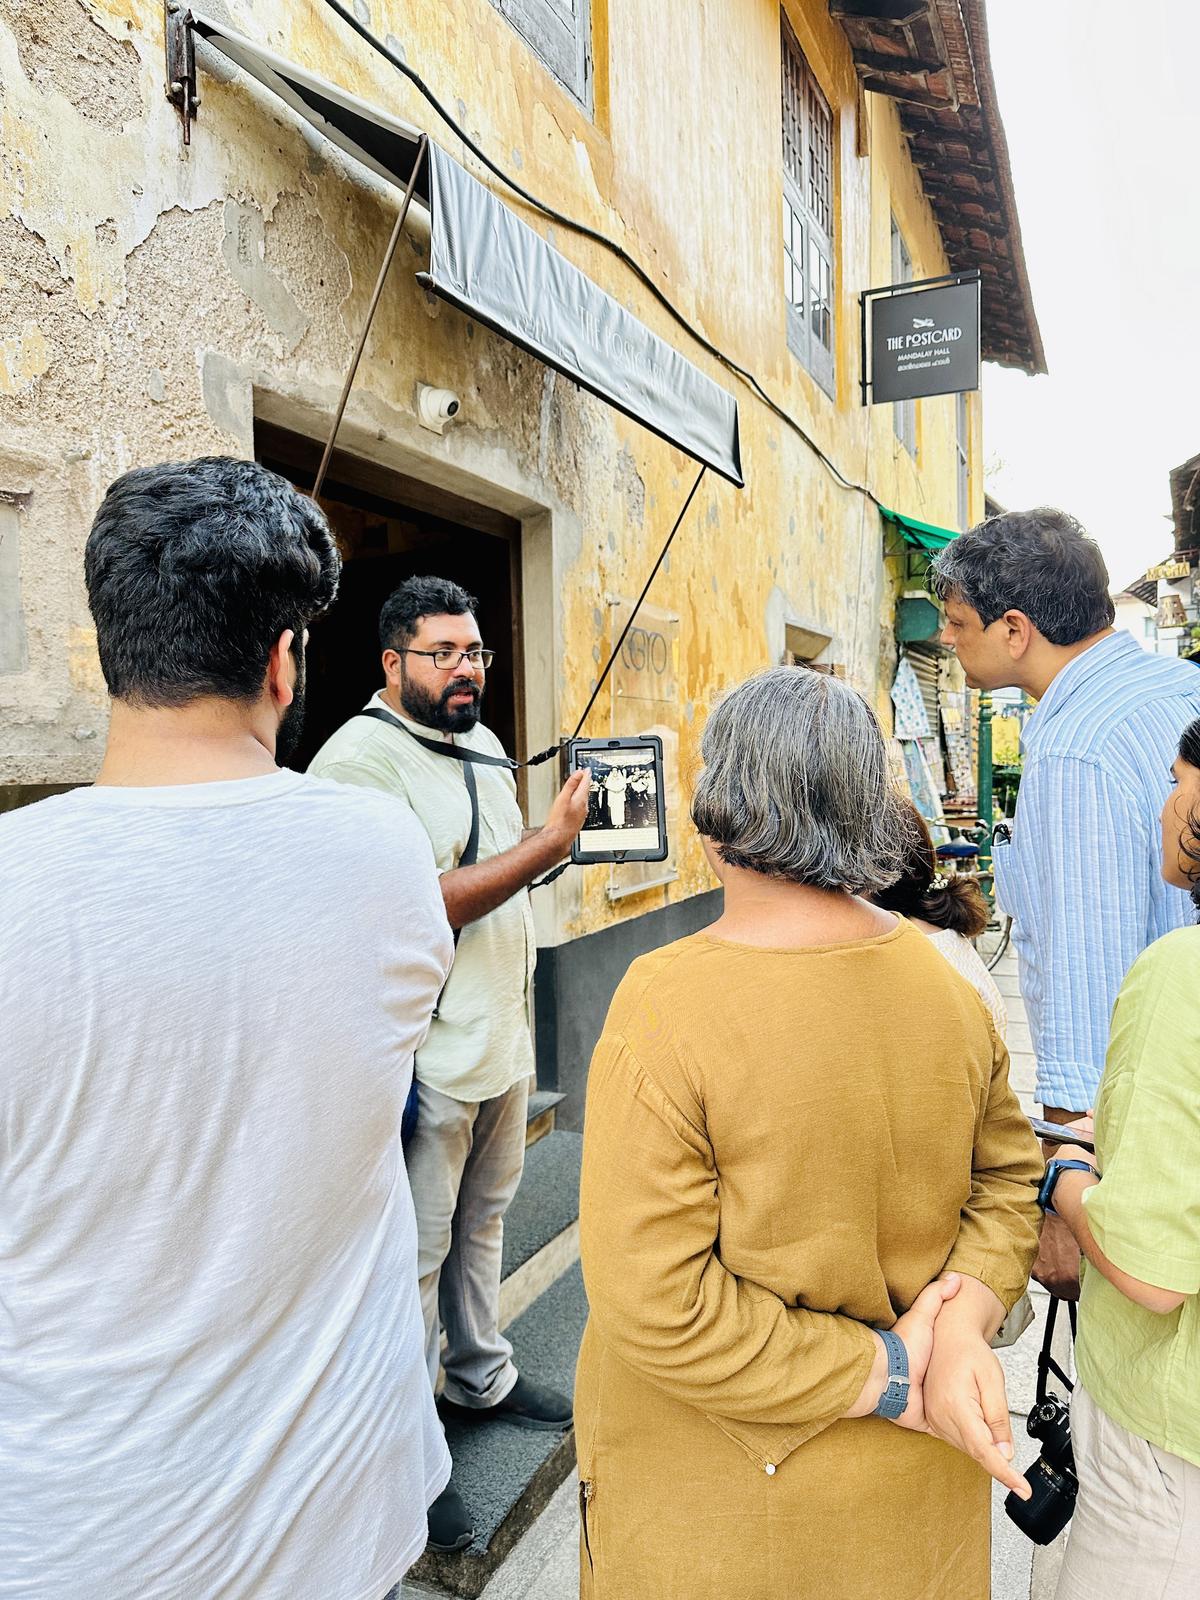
[0,457,454,1600]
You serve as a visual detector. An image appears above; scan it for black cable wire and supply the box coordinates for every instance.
[527,466,707,890]
[571,465,707,740]
[315,0,884,509]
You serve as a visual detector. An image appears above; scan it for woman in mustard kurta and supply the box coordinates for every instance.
[576,668,1042,1599]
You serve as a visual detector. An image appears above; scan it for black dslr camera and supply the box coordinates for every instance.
[1005,1297,1078,1544]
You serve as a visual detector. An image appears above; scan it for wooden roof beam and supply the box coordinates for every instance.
[829,1,928,22]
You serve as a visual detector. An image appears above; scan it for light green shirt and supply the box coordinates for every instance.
[1075,924,1200,1468]
[309,694,535,1102]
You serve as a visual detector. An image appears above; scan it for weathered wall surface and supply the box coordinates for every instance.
[0,0,981,942]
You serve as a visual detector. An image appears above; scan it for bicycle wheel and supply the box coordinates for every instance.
[975,913,1013,972]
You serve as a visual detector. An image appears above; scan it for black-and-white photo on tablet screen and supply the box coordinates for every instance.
[568,736,668,864]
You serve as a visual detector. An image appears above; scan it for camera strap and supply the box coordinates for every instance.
[1036,1296,1077,1408]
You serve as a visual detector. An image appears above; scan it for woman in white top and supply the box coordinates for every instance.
[871,799,1008,1040]
[871,801,1031,1348]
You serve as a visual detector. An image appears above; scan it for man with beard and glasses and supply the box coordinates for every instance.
[310,575,589,1554]
[0,459,457,1600]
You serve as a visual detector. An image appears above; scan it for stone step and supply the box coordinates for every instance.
[408,1264,589,1599]
[500,1128,581,1330]
[415,1133,584,1596]
[524,1089,564,1149]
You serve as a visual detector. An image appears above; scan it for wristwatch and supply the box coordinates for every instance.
[872,1328,910,1419]
[1038,1158,1097,1217]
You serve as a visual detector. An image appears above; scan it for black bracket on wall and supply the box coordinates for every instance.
[164,3,198,146]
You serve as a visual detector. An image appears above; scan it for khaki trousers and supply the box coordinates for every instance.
[405,1075,529,1409]
[1056,1384,1200,1600]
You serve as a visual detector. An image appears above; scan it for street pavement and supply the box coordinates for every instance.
[990,949,1073,1600]
[406,947,1069,1600]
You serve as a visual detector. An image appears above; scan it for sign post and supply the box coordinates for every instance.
[977,690,994,869]
[861,272,981,405]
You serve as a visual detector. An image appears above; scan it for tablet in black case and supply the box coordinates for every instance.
[568,736,668,865]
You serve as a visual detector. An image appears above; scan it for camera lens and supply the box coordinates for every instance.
[1005,1457,1077,1545]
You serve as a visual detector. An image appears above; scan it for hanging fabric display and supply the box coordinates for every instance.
[891,657,931,740]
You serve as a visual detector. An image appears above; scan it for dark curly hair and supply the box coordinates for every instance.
[1179,717,1200,919]
[379,575,479,653]
[85,456,340,706]
[929,507,1114,645]
[870,797,989,939]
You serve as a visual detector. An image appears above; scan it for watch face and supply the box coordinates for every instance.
[1037,1163,1062,1213]
[1039,1158,1093,1216]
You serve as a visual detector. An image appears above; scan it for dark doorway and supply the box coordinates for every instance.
[256,422,525,780]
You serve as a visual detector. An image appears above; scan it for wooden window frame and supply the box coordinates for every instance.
[489,0,593,113]
[781,15,835,398]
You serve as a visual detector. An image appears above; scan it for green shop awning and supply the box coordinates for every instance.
[879,506,959,555]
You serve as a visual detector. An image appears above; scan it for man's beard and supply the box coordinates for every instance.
[276,685,306,765]
[400,669,483,734]
[276,644,307,766]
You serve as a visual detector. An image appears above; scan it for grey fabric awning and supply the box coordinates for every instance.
[190,13,430,203]
[190,13,743,486]
[417,146,742,485]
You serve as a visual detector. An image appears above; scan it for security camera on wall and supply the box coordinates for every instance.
[417,384,462,434]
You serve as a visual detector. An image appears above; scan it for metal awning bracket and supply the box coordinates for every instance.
[165,3,199,146]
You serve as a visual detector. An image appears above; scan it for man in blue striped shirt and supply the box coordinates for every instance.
[931,509,1200,1295]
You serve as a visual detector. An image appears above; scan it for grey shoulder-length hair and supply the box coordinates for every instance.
[691,666,906,895]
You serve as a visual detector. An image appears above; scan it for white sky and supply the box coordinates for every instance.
[981,2,1199,590]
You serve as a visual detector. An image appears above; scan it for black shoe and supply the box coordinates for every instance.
[442,1373,574,1432]
[427,1481,474,1553]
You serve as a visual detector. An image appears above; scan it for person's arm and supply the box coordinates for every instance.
[923,1025,1043,1497]
[1049,935,1200,1314]
[1013,757,1149,1296]
[440,769,589,928]
[940,1027,1044,1304]
[921,1276,1032,1498]
[582,1028,885,1440]
[1044,1153,1186,1314]
[1020,756,1148,1117]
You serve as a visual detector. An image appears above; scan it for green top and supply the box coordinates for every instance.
[1075,925,1200,1468]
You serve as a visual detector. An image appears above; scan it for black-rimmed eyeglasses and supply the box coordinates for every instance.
[400,648,494,670]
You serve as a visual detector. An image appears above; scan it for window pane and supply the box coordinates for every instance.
[780,19,806,188]
[810,241,832,348]
[779,14,835,394]
[807,81,833,236]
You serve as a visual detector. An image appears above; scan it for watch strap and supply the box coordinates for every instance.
[1038,1158,1097,1216]
[872,1328,910,1420]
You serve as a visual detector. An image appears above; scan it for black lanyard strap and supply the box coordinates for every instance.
[355,705,568,893]
[459,757,480,873]
[355,707,560,770]
[357,707,483,870]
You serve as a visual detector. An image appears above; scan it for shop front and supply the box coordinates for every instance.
[0,0,1045,1130]
[881,506,990,845]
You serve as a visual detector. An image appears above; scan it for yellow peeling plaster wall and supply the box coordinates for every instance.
[0,0,981,943]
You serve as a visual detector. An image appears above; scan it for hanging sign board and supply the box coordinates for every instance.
[865,278,980,404]
[1146,559,1191,582]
